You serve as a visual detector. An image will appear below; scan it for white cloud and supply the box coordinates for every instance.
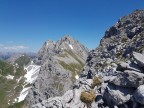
[0,45,29,52]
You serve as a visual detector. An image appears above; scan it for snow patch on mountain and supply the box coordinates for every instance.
[6,75,14,80]
[17,87,31,102]
[24,65,41,84]
[69,44,73,49]
[14,64,41,103]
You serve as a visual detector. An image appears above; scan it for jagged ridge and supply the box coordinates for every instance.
[26,35,89,107]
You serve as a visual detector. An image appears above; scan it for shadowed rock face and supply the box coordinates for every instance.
[26,35,89,106]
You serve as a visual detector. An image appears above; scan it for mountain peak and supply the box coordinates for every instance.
[38,35,89,64]
[102,9,144,40]
[26,36,89,106]
[60,35,77,44]
[62,35,73,40]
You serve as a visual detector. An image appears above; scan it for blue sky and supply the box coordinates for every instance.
[0,0,143,52]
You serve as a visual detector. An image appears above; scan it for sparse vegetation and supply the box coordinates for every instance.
[15,55,30,78]
[0,57,29,108]
[0,60,14,76]
[15,85,23,92]
[15,55,30,66]
[8,101,27,108]
[58,53,68,58]
[100,61,109,70]
[80,91,96,104]
[91,77,102,89]
[59,61,83,82]
[59,61,83,73]
[15,66,25,78]
[116,50,123,59]
[121,36,128,43]
[0,76,18,108]
[65,50,84,65]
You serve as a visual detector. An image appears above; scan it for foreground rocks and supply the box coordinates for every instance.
[32,51,144,108]
[133,52,144,67]
[103,83,134,107]
[134,85,144,105]
[110,70,144,88]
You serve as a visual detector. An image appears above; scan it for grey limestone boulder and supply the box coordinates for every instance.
[133,52,144,67]
[110,70,144,88]
[42,97,63,108]
[134,85,144,105]
[103,83,134,107]
[117,61,142,72]
[62,90,74,104]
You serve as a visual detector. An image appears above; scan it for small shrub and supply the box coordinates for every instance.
[80,91,96,104]
[121,37,128,43]
[91,77,102,89]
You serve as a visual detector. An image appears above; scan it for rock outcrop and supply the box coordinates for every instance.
[26,36,89,106]
[134,85,144,105]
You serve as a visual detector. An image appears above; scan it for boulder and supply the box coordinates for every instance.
[32,103,43,108]
[117,61,142,72]
[110,70,144,88]
[70,88,87,108]
[133,52,144,67]
[91,102,98,108]
[95,94,104,104]
[103,83,134,107]
[62,90,73,103]
[134,85,144,105]
[79,78,93,91]
[41,97,63,108]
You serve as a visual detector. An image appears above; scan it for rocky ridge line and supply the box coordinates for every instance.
[26,36,89,107]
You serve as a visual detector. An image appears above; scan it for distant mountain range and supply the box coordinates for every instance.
[0,52,37,62]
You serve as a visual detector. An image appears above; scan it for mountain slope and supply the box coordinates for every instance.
[0,54,34,108]
[32,10,144,108]
[26,36,89,107]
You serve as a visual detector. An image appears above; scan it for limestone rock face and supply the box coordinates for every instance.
[26,36,89,106]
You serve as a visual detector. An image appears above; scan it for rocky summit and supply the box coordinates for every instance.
[26,36,89,107]
[31,10,144,108]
